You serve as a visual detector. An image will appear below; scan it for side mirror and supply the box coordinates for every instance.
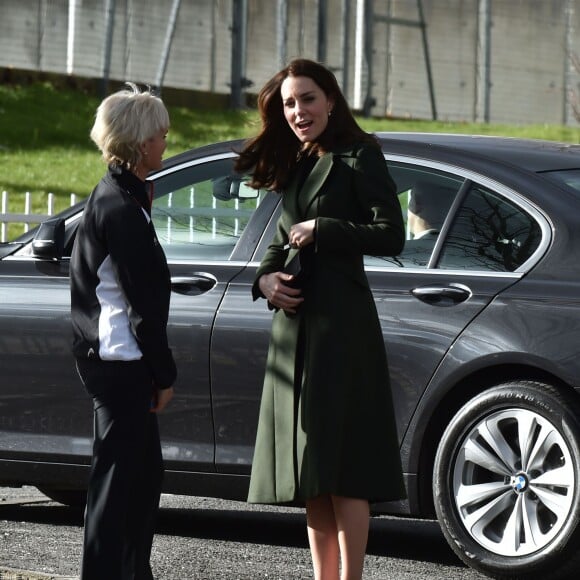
[32,217,65,260]
[212,175,259,201]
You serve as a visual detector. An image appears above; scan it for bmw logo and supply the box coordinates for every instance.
[511,473,528,493]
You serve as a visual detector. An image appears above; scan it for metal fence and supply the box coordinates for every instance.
[0,192,78,242]
[1,0,580,125]
[0,189,262,245]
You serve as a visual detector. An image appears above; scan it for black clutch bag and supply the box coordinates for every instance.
[283,250,305,289]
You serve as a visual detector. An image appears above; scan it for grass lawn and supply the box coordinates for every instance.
[1,80,580,240]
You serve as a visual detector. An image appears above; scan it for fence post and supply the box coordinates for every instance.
[476,0,492,123]
[230,0,249,109]
[563,0,575,125]
[155,0,182,90]
[1,191,7,242]
[24,192,31,233]
[100,0,116,98]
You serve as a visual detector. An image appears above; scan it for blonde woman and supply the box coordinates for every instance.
[71,84,176,580]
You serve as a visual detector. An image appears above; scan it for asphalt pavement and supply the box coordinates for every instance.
[0,486,486,579]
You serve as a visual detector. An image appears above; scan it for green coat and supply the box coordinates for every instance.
[248,142,407,504]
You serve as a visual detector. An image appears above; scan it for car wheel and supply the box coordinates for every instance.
[37,486,87,508]
[433,381,580,579]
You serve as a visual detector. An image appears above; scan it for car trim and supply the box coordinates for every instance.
[166,260,249,267]
[150,152,238,180]
[0,264,523,280]
[245,260,522,279]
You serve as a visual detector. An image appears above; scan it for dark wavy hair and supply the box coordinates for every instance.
[235,59,377,191]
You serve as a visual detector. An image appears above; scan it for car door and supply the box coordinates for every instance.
[209,155,550,476]
[209,193,281,475]
[0,151,271,482]
[148,154,270,474]
[366,157,549,442]
[0,253,90,464]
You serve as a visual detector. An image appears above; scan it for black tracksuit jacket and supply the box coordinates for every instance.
[70,165,176,389]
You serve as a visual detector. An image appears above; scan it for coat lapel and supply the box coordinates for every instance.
[299,152,334,216]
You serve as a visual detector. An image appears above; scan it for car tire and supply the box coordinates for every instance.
[37,486,87,508]
[433,381,580,579]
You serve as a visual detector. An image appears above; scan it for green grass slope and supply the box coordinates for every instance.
[1,81,579,239]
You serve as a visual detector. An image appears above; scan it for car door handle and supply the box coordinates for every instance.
[411,283,472,306]
[171,273,217,296]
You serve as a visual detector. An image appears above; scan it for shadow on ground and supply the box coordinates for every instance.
[0,500,465,570]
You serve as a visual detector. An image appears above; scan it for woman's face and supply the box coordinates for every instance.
[141,128,168,172]
[280,75,333,144]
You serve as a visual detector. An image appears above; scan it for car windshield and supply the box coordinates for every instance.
[540,169,580,194]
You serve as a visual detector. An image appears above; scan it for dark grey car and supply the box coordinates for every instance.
[2,133,580,579]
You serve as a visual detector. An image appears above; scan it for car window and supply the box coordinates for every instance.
[437,184,542,272]
[365,162,463,268]
[151,157,265,262]
[13,157,263,262]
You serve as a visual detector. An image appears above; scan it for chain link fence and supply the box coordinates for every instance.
[0,0,579,125]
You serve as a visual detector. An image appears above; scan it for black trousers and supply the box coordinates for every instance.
[77,358,164,580]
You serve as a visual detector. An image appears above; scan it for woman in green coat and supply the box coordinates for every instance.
[236,59,406,580]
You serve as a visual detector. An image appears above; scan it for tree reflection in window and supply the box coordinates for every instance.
[438,186,541,272]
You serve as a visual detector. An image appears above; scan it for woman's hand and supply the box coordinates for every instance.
[151,386,174,413]
[289,219,316,249]
[259,272,304,314]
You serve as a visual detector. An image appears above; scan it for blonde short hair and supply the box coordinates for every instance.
[90,83,169,169]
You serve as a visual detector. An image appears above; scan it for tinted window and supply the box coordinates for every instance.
[365,162,463,268]
[438,185,542,272]
[152,158,265,262]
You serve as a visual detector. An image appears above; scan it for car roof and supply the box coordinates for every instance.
[161,133,580,175]
[161,139,243,171]
[375,132,580,173]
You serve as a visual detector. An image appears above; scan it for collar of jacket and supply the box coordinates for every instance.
[294,152,334,215]
[292,142,364,212]
[108,164,151,214]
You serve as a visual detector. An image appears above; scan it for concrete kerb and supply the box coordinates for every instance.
[0,568,77,580]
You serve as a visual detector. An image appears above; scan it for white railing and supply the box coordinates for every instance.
[1,188,263,245]
[0,191,78,242]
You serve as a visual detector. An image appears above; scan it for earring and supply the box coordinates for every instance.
[328,110,332,117]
